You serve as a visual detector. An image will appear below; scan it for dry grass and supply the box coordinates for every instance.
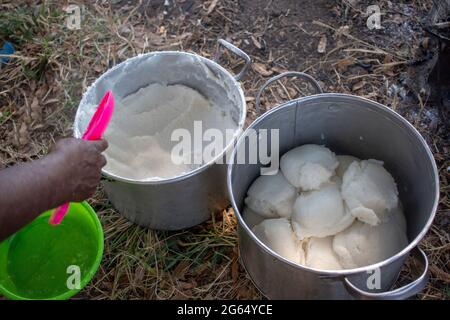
[0,0,448,299]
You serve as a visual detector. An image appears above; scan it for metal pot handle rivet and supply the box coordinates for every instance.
[343,247,429,300]
[214,39,252,81]
[255,71,323,116]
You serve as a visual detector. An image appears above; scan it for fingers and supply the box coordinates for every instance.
[83,142,108,168]
[54,138,108,154]
[91,139,108,152]
[98,154,107,168]
[60,138,108,203]
[92,140,108,168]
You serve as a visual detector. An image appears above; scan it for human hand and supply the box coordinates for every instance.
[49,137,108,203]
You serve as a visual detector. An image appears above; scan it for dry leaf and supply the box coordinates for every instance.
[22,113,32,125]
[287,87,297,97]
[422,37,429,50]
[134,265,145,283]
[271,66,288,74]
[30,97,41,122]
[34,84,48,99]
[252,62,273,76]
[430,265,450,282]
[251,35,262,49]
[336,26,350,37]
[18,122,29,146]
[383,54,393,64]
[94,64,104,73]
[237,286,252,299]
[276,86,288,99]
[352,81,365,91]
[206,0,219,15]
[173,260,190,280]
[30,97,41,112]
[147,32,164,46]
[43,98,60,105]
[119,24,131,35]
[29,81,36,92]
[334,57,355,72]
[317,35,327,53]
[385,69,396,77]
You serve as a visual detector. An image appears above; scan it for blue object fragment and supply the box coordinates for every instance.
[0,41,15,64]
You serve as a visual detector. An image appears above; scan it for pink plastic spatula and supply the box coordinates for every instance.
[49,91,115,225]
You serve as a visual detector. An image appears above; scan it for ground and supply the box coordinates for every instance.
[0,0,448,299]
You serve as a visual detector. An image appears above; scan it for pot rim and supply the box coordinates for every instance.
[74,51,246,185]
[227,92,439,276]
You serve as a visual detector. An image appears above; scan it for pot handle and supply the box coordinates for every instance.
[255,71,323,115]
[344,247,429,300]
[214,39,251,81]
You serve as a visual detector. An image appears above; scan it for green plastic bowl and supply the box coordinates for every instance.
[0,202,103,300]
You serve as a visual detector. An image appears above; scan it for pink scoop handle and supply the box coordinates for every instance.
[49,91,114,225]
[48,203,70,225]
[82,91,114,140]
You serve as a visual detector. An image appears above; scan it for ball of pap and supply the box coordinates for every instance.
[292,183,354,240]
[280,144,339,191]
[341,160,399,226]
[332,206,408,268]
[244,171,297,218]
[252,218,305,264]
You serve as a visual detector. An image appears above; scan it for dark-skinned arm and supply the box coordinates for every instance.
[0,138,107,241]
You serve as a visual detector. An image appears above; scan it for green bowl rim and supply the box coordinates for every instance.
[0,201,104,300]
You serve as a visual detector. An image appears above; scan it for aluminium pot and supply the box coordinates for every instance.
[227,72,439,299]
[74,40,251,230]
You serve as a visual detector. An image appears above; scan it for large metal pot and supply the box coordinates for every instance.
[74,40,250,230]
[227,72,439,299]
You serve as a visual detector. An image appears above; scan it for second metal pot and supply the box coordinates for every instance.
[227,72,439,299]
